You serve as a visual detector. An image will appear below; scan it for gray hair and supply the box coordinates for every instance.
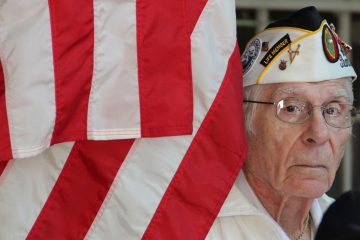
[243,84,268,135]
[344,78,354,104]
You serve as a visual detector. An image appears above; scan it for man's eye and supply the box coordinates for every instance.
[284,104,303,113]
[325,106,341,116]
[285,105,299,112]
[325,102,344,116]
[278,98,306,115]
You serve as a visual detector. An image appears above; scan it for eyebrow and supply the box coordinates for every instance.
[272,86,350,99]
[272,87,304,97]
[330,88,349,98]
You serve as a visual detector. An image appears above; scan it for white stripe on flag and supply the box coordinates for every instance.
[85,0,236,238]
[0,142,74,239]
[87,0,141,140]
[0,0,55,158]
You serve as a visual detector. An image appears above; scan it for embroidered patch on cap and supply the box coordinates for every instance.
[242,38,261,75]
[322,25,339,63]
[260,34,291,67]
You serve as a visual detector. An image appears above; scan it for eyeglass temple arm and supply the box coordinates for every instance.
[243,100,274,105]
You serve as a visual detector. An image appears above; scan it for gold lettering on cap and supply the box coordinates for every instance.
[271,39,289,56]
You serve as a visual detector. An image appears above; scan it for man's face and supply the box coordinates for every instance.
[244,79,352,198]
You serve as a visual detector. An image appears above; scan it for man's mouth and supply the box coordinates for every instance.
[295,164,327,169]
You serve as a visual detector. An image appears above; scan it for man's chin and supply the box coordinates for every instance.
[285,178,331,198]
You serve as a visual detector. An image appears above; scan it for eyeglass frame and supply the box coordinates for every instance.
[243,98,357,129]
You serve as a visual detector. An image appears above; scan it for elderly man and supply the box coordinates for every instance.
[206,6,357,240]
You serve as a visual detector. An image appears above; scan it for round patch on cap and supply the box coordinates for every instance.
[322,25,339,63]
[242,38,261,75]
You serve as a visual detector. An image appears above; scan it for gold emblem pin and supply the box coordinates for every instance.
[262,42,269,52]
[279,60,287,70]
[288,43,301,63]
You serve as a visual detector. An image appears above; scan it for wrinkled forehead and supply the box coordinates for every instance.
[269,79,352,102]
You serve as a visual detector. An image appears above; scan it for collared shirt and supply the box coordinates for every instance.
[206,171,334,240]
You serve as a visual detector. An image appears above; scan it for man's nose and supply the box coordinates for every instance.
[302,107,330,145]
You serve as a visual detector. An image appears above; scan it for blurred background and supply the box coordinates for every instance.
[235,0,360,198]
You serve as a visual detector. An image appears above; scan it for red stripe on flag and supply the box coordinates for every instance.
[0,61,12,161]
[27,139,134,240]
[142,45,246,239]
[187,0,208,33]
[0,161,8,177]
[49,0,94,144]
[137,0,193,137]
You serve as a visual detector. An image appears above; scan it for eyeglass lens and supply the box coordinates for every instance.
[276,98,355,128]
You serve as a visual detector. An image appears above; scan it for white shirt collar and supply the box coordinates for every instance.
[217,171,332,240]
[218,170,328,230]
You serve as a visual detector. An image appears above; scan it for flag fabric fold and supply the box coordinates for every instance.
[0,0,193,160]
[0,0,246,239]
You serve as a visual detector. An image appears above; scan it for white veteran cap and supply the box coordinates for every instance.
[242,6,357,87]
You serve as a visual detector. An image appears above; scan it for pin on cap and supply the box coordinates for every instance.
[329,23,352,56]
[242,6,357,87]
[288,43,301,63]
[262,42,269,52]
[279,60,287,70]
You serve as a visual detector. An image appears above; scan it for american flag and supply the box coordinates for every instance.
[0,0,246,239]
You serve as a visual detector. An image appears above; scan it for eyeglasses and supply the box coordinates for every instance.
[244,97,357,128]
